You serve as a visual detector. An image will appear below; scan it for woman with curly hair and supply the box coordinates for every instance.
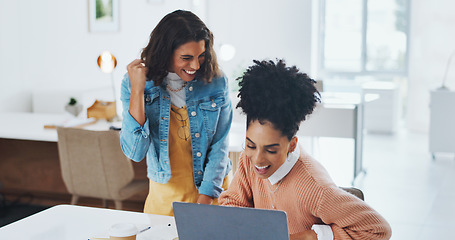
[219,59,391,240]
[120,10,232,216]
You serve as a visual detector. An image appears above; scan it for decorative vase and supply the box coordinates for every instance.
[65,104,83,117]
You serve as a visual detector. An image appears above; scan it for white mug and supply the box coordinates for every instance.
[108,223,138,240]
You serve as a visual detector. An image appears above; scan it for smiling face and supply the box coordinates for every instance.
[169,40,206,82]
[245,120,297,179]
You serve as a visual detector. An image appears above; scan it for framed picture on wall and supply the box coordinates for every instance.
[89,0,119,32]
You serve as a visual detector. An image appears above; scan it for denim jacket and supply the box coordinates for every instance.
[120,73,232,198]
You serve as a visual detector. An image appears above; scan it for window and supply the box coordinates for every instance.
[319,0,409,77]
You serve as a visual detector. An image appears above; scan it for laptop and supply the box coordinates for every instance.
[172,202,289,240]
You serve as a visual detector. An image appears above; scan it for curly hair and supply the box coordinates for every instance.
[141,10,220,86]
[237,59,321,140]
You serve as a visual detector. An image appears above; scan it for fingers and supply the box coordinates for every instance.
[127,59,146,71]
[127,59,148,78]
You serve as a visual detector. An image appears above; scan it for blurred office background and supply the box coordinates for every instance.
[1,0,454,132]
[1,0,455,239]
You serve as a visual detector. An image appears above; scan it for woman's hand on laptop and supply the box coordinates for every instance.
[289,230,317,240]
[196,194,214,205]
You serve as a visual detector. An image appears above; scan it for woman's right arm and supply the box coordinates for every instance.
[126,59,147,125]
[218,153,254,208]
[119,59,151,162]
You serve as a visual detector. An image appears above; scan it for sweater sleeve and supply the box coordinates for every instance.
[316,187,392,240]
[219,153,254,208]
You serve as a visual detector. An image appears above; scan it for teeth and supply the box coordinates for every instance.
[184,69,196,75]
[255,165,269,169]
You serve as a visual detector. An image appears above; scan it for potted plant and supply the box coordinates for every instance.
[65,97,83,117]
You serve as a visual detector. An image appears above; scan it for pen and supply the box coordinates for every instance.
[138,223,172,234]
[139,226,151,233]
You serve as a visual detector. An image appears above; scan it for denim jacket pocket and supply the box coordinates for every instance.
[199,95,226,134]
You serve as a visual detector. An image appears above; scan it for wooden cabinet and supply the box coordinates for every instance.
[0,138,148,211]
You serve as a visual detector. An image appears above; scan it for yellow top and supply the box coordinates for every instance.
[144,105,229,216]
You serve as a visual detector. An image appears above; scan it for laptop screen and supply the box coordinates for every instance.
[172,202,289,240]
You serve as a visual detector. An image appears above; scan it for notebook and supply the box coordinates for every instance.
[172,202,289,240]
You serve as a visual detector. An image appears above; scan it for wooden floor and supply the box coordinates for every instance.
[0,190,145,213]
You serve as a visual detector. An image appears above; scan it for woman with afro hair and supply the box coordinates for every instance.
[219,59,391,240]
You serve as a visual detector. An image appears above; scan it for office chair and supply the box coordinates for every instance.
[315,80,324,92]
[56,127,148,210]
[340,187,364,201]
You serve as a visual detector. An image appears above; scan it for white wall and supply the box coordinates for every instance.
[9,0,450,134]
[207,0,313,85]
[0,0,193,112]
[407,0,455,132]
[0,0,313,113]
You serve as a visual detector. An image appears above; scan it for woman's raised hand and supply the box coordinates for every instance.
[127,59,148,93]
[127,59,148,125]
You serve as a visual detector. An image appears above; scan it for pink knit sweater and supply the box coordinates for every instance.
[219,150,392,239]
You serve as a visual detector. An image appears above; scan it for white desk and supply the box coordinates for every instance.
[0,205,177,240]
[0,112,242,153]
[0,112,118,142]
[0,92,373,183]
[429,89,455,159]
[299,92,377,183]
[299,103,363,183]
[0,112,67,142]
[231,92,377,183]
[362,81,401,133]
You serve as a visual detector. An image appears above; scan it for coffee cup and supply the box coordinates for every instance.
[108,223,138,240]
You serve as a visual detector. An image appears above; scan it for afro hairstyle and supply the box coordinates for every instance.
[236,59,321,140]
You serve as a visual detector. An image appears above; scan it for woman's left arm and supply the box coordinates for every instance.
[198,76,233,199]
[317,187,392,240]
